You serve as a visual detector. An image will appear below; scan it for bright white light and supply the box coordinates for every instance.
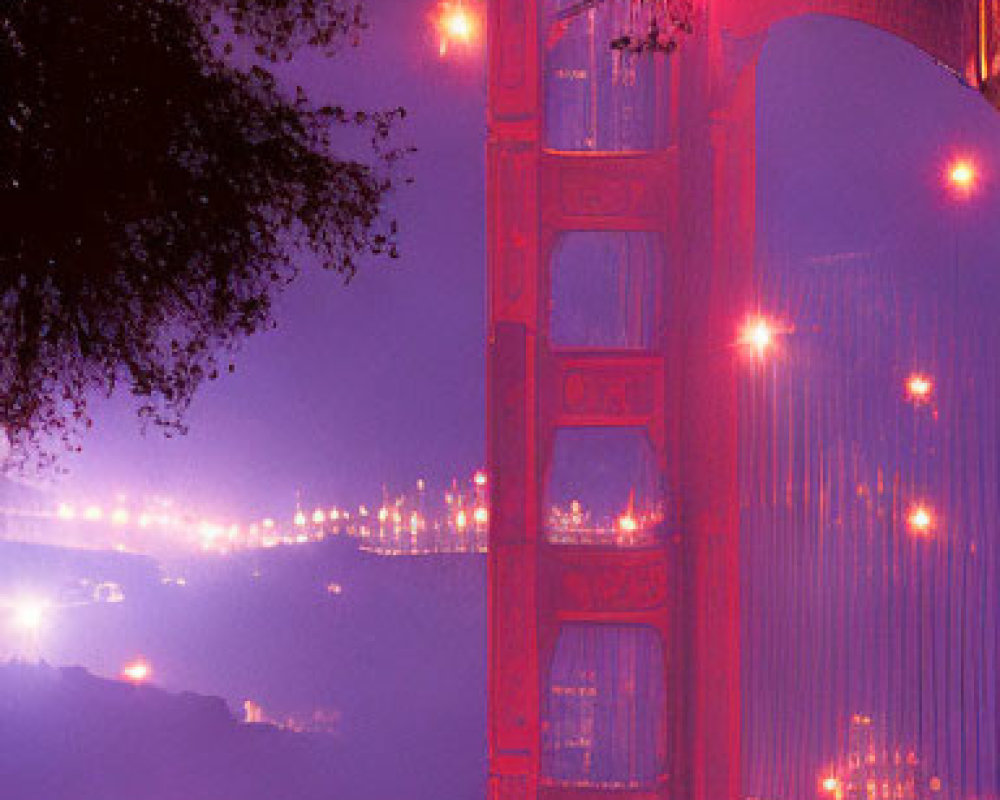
[121,659,151,684]
[617,514,639,533]
[474,471,487,487]
[55,503,76,521]
[111,508,129,527]
[821,776,840,794]
[293,510,306,527]
[907,504,934,535]
[473,506,489,525]
[906,373,933,403]
[739,316,780,359]
[435,2,478,57]
[947,158,977,195]
[11,598,48,632]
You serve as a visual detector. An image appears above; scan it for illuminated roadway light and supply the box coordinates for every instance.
[907,504,934,536]
[906,373,934,403]
[947,158,977,195]
[456,509,468,530]
[474,471,487,487]
[121,659,152,684]
[473,506,489,525]
[617,514,639,534]
[312,509,326,525]
[821,776,840,794]
[110,508,129,527]
[56,503,76,521]
[293,510,306,527]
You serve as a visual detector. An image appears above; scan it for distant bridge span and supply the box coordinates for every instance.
[487,3,1000,800]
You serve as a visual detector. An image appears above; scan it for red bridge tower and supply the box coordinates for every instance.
[486,2,1000,800]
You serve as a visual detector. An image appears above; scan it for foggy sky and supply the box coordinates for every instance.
[56,6,1000,522]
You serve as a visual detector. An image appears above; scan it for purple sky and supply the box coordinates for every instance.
[59,0,488,519]
[54,7,1000,522]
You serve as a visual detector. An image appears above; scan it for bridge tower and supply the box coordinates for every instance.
[486,3,999,800]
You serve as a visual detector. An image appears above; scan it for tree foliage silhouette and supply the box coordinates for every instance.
[0,0,408,467]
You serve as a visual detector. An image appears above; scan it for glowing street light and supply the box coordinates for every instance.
[435,1,478,57]
[617,514,639,534]
[905,372,934,404]
[55,503,76,521]
[739,316,779,359]
[820,776,840,794]
[946,158,977,196]
[121,658,152,684]
[907,504,934,536]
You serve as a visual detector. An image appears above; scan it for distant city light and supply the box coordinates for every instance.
[906,372,934,403]
[473,506,488,525]
[312,509,326,525]
[474,471,487,487]
[121,658,152,684]
[907,504,934,535]
[617,514,639,534]
[110,508,129,527]
[293,510,306,527]
[946,157,977,195]
[435,1,478,57]
[820,775,840,794]
[55,503,76,521]
[83,505,103,522]
[11,598,47,632]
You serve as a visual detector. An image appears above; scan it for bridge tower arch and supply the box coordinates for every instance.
[486,4,1000,800]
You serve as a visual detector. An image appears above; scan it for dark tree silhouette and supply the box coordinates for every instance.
[0,0,408,467]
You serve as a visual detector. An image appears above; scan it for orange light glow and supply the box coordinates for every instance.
[121,659,151,684]
[740,316,778,358]
[907,504,934,535]
[906,373,934,403]
[435,2,478,57]
[947,158,977,195]
[456,509,468,529]
[617,514,639,534]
